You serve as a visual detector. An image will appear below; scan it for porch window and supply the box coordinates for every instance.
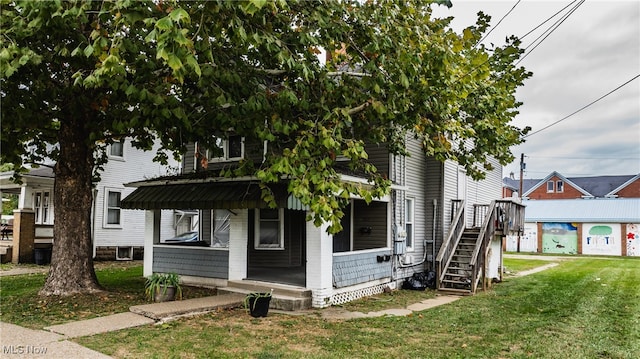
[212,209,231,248]
[104,189,122,227]
[255,208,284,250]
[209,135,244,162]
[333,203,352,253]
[334,200,388,253]
[405,198,414,251]
[34,191,53,225]
[556,180,564,193]
[546,181,554,193]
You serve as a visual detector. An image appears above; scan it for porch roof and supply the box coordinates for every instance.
[121,181,289,210]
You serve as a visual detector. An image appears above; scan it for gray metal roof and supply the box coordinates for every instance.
[504,173,637,197]
[121,182,289,210]
[523,198,640,223]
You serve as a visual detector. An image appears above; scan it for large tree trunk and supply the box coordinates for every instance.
[39,115,102,296]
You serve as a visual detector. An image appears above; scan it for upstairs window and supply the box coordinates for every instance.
[546,181,554,193]
[556,180,564,193]
[109,140,124,159]
[209,135,244,162]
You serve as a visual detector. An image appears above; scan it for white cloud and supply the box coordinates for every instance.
[432,0,640,178]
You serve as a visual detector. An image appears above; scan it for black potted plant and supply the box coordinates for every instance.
[244,290,273,317]
[145,272,183,302]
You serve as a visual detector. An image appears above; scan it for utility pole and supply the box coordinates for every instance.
[519,153,525,198]
[517,153,525,253]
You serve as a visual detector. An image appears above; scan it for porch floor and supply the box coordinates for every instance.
[247,266,305,287]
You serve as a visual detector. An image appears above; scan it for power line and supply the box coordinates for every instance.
[531,156,640,160]
[519,0,581,41]
[450,0,583,92]
[523,73,640,138]
[515,0,585,66]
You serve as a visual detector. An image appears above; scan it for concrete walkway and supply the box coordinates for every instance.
[0,321,111,359]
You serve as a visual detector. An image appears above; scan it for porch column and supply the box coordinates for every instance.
[11,209,35,264]
[18,186,32,210]
[306,220,333,308]
[228,209,248,281]
[143,210,160,277]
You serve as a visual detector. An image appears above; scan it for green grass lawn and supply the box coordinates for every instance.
[2,257,639,358]
[74,257,639,359]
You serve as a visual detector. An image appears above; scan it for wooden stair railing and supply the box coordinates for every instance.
[438,199,526,294]
[435,200,465,292]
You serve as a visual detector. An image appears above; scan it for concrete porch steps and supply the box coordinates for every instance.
[219,280,313,311]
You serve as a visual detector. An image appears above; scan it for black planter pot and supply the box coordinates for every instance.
[247,294,272,318]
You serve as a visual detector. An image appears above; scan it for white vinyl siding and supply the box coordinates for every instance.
[93,139,178,248]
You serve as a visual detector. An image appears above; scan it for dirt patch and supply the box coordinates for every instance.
[94,260,143,270]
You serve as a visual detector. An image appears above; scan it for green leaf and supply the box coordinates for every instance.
[155,16,173,31]
[186,56,201,77]
[167,54,183,71]
[83,44,94,58]
[400,73,410,88]
[169,8,190,23]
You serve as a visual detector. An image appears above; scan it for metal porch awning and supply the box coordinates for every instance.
[121,182,289,210]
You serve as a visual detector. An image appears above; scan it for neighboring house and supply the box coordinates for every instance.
[0,139,180,263]
[503,171,640,256]
[122,135,524,310]
[503,171,639,199]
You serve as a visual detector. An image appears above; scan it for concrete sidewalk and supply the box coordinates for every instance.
[0,321,111,359]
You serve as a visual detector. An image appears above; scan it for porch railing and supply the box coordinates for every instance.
[436,200,465,287]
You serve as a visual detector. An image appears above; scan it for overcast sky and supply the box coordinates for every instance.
[431,0,640,180]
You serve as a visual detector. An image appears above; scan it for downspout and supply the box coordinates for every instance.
[431,198,437,271]
[91,188,98,259]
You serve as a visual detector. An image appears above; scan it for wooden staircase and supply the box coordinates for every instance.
[440,229,479,292]
[436,199,525,295]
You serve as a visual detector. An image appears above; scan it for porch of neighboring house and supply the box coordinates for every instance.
[1,168,55,264]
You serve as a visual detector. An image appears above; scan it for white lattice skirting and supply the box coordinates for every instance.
[330,283,388,306]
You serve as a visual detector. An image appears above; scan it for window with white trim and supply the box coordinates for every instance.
[546,181,554,193]
[34,191,53,225]
[255,208,284,249]
[104,189,122,228]
[556,180,564,193]
[109,140,124,159]
[209,135,244,162]
[405,198,414,251]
